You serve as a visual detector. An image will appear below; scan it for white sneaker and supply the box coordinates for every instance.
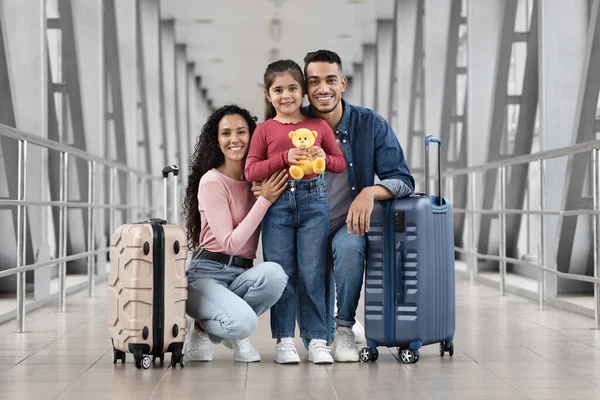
[274,338,301,364]
[333,326,359,362]
[352,321,365,344]
[183,316,213,362]
[308,339,333,364]
[223,337,261,362]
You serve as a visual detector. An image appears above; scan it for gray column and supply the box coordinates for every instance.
[160,20,178,168]
[0,0,47,292]
[554,0,599,293]
[467,0,504,267]
[187,63,198,151]
[350,62,363,107]
[539,1,587,297]
[114,0,138,169]
[140,0,164,176]
[424,0,452,140]
[375,19,395,121]
[362,44,376,111]
[394,0,420,149]
[176,44,188,178]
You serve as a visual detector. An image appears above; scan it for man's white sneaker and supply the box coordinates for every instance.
[222,337,261,362]
[333,326,359,362]
[308,339,333,364]
[183,316,213,362]
[352,321,365,344]
[274,338,301,364]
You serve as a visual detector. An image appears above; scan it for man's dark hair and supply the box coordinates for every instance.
[303,49,343,77]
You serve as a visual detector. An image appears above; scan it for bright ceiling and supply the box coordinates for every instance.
[160,0,394,120]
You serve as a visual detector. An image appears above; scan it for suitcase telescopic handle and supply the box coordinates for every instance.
[162,165,180,223]
[424,136,442,206]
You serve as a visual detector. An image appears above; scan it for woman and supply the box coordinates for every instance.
[182,105,288,363]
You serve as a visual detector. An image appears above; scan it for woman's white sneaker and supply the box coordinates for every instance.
[183,316,213,362]
[308,339,333,364]
[223,337,261,362]
[274,338,301,364]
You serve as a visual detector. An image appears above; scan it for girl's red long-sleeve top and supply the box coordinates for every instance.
[244,118,346,182]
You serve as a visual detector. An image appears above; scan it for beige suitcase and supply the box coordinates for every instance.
[108,165,188,369]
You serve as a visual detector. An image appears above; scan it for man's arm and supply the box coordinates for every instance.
[346,185,393,236]
[346,115,415,236]
[373,115,415,197]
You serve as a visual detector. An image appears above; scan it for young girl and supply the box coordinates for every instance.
[182,105,289,363]
[244,60,346,364]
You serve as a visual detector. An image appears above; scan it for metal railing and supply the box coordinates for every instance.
[0,124,165,332]
[435,139,600,329]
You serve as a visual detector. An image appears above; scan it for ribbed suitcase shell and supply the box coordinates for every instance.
[108,222,188,366]
[365,195,455,355]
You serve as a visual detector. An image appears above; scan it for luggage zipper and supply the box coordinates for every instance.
[385,200,396,347]
[151,222,165,356]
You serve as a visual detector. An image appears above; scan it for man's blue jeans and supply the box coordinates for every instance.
[262,175,330,341]
[300,225,367,348]
[323,226,367,345]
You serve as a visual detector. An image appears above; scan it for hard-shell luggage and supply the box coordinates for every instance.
[108,165,188,369]
[361,136,455,364]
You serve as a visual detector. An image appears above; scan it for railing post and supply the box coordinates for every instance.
[469,171,477,284]
[87,161,96,297]
[58,152,69,312]
[538,159,547,311]
[15,140,27,333]
[499,166,507,296]
[592,149,600,329]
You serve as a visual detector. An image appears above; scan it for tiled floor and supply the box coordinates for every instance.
[1,274,600,399]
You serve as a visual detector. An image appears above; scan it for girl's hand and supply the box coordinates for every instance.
[309,146,326,161]
[260,170,288,203]
[288,148,308,165]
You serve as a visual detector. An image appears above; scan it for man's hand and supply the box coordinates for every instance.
[346,188,375,236]
[346,185,395,236]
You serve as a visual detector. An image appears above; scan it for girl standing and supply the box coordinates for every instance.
[244,60,346,364]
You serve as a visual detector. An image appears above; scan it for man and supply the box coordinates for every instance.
[302,50,414,362]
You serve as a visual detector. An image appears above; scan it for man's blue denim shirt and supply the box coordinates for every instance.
[306,99,415,199]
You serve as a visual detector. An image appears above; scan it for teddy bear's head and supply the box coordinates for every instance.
[289,128,318,149]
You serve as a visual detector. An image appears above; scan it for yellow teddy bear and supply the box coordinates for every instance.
[288,128,326,180]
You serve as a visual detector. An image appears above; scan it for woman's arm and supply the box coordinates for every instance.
[200,179,271,255]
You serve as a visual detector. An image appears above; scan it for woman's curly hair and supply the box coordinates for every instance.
[182,104,258,251]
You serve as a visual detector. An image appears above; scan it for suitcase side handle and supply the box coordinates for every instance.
[162,165,180,223]
[424,135,442,206]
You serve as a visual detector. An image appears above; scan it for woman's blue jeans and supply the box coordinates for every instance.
[262,175,330,341]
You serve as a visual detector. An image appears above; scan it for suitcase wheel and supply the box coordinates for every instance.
[135,355,152,369]
[399,348,417,364]
[170,349,184,368]
[439,341,454,357]
[359,347,379,362]
[113,349,125,364]
[152,355,164,364]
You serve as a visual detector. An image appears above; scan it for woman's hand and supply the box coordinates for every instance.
[260,169,288,203]
[308,146,326,161]
[288,148,308,165]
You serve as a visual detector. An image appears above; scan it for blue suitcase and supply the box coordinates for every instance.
[361,136,455,364]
